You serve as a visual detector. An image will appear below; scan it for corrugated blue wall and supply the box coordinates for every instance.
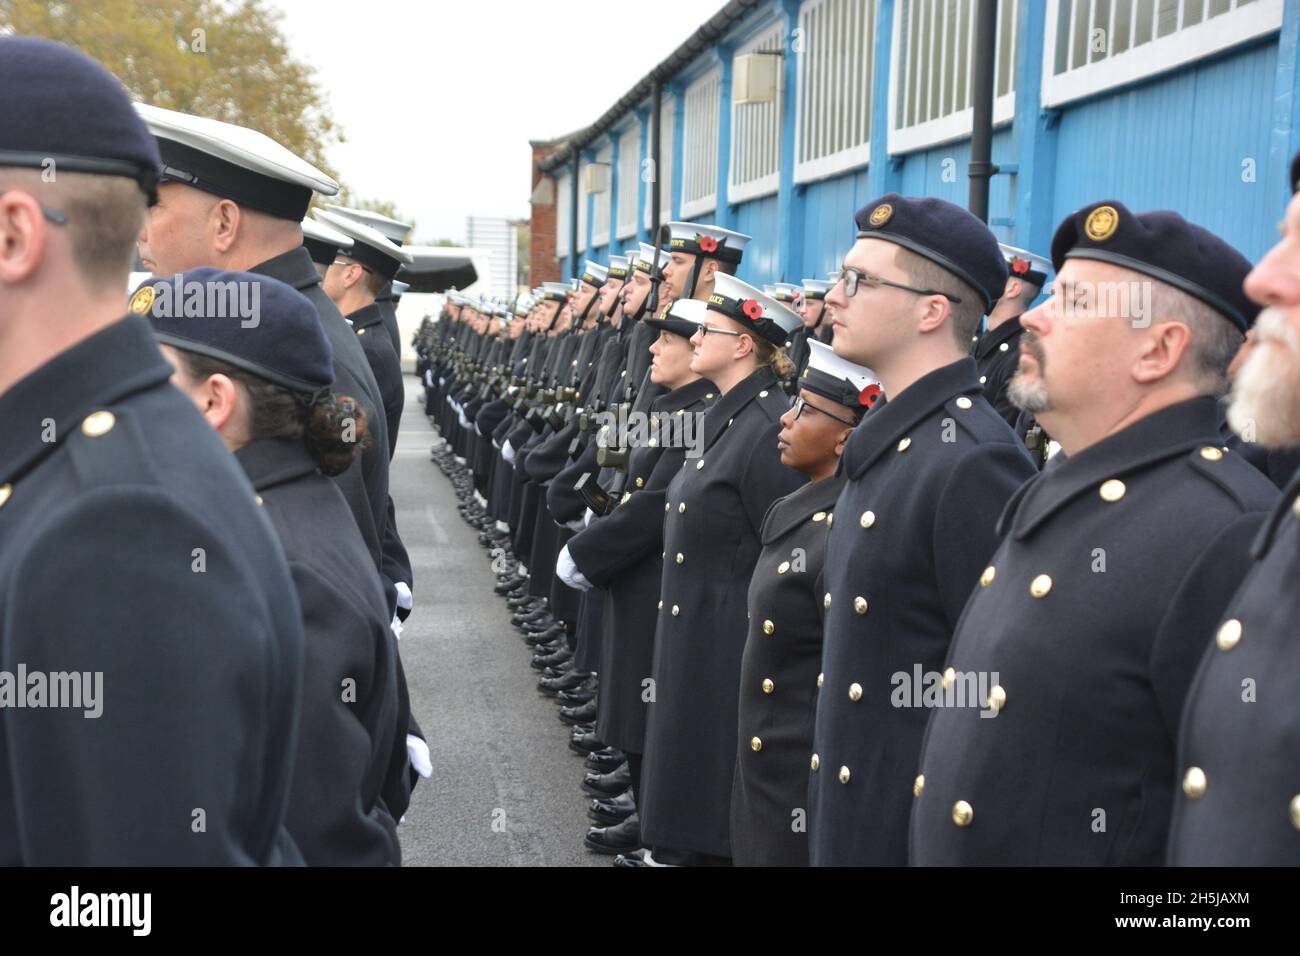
[733,193,781,283]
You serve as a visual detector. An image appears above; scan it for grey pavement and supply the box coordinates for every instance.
[388,377,606,867]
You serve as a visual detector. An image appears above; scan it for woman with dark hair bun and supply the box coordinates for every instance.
[140,267,409,866]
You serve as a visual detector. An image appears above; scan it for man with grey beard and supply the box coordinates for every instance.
[1167,156,1300,866]
[909,200,1278,866]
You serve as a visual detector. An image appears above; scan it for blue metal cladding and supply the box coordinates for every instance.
[732,192,781,282]
[798,166,872,280]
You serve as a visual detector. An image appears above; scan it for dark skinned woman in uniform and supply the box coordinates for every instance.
[147,268,408,866]
[634,274,806,866]
[730,339,880,866]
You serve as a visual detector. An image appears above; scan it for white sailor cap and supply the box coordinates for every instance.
[707,273,802,346]
[635,242,671,278]
[801,278,832,300]
[579,260,608,287]
[324,204,413,246]
[607,255,631,281]
[541,282,572,302]
[770,282,804,306]
[644,297,707,340]
[301,215,353,266]
[314,209,414,280]
[660,221,752,264]
[801,339,881,412]
[135,103,337,221]
[997,243,1051,287]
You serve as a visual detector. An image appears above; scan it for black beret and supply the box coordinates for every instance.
[132,267,334,396]
[1050,199,1258,332]
[0,37,160,201]
[854,194,1008,311]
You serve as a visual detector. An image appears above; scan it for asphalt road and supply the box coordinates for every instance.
[388,377,605,867]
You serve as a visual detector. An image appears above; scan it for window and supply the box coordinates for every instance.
[680,68,722,219]
[1042,0,1283,106]
[796,0,877,183]
[555,173,570,258]
[616,125,640,239]
[729,26,785,203]
[644,96,676,229]
[888,0,1020,155]
[577,160,590,256]
[590,142,613,248]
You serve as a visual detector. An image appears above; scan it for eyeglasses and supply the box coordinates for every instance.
[791,395,858,428]
[0,191,69,225]
[837,266,961,304]
[331,258,373,274]
[696,322,746,339]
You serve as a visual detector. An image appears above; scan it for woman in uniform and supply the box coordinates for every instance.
[145,267,408,866]
[730,339,880,866]
[635,274,807,866]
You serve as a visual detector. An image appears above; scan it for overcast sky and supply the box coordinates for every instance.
[270,0,712,244]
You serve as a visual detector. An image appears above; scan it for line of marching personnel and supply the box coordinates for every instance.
[0,38,429,864]
[419,155,1300,866]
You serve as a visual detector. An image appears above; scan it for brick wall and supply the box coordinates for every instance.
[529,141,561,287]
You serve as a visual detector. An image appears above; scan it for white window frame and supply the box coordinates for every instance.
[679,67,722,220]
[555,173,571,258]
[887,0,1019,156]
[728,26,785,204]
[590,143,613,249]
[644,96,676,229]
[795,0,877,184]
[1042,0,1283,108]
[615,124,640,240]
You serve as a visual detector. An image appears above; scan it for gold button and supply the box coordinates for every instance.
[762,678,774,694]
[999,342,1009,352]
[696,460,704,470]
[817,672,824,688]
[750,736,762,752]
[777,561,790,574]
[952,800,974,827]
[987,684,1006,713]
[823,592,831,609]
[705,392,714,399]
[762,619,775,635]
[942,667,955,690]
[810,753,820,771]
[678,502,686,513]
[979,375,987,384]
[1099,479,1126,502]
[897,437,911,452]
[657,600,663,610]
[675,552,685,565]
[0,484,11,509]
[727,418,733,427]
[665,502,671,512]
[635,476,644,488]
[759,390,769,398]
[853,596,868,615]
[1216,619,1242,651]
[979,565,996,587]
[1292,496,1300,517]
[848,682,863,701]
[357,328,366,336]
[838,766,851,784]
[255,495,264,507]
[1030,573,1052,598]
[859,510,875,528]
[671,605,680,616]
[826,512,834,527]
[812,511,826,522]
[913,774,925,797]
[81,410,116,437]
[1290,795,1300,831]
[1182,767,1207,800]
[955,396,972,409]
[1200,446,1224,461]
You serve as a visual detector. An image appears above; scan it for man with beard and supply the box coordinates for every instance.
[1166,156,1300,865]
[909,201,1278,866]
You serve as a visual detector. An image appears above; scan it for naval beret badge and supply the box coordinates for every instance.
[1084,204,1119,242]
[129,285,156,315]
[868,203,894,228]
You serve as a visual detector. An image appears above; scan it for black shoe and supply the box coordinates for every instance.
[539,669,589,695]
[571,722,596,735]
[506,593,536,610]
[558,683,597,705]
[530,646,570,670]
[584,814,641,855]
[583,763,631,797]
[558,698,598,725]
[524,623,564,646]
[494,575,525,595]
[588,788,635,825]
[569,730,605,755]
[585,747,627,774]
[511,607,548,627]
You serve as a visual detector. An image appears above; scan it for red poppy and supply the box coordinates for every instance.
[859,383,882,408]
[741,299,764,321]
[1010,257,1029,275]
[698,235,719,253]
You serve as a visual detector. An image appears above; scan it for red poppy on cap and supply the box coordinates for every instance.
[859,383,882,408]
[1010,257,1029,275]
[698,235,719,254]
[741,299,763,321]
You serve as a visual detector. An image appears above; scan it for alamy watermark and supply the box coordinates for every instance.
[593,407,706,459]
[137,272,261,328]
[891,664,1002,719]
[0,665,103,718]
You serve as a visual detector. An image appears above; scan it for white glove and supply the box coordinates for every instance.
[424,370,433,386]
[584,507,596,527]
[457,410,469,428]
[406,734,432,779]
[390,612,404,641]
[556,544,592,592]
[395,581,413,613]
[502,440,516,464]
[438,376,446,387]
[565,516,586,532]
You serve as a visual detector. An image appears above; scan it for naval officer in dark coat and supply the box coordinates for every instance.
[0,38,304,865]
[147,268,409,866]
[1167,157,1300,866]
[909,201,1277,866]
[808,195,1037,867]
[973,244,1050,427]
[731,340,879,867]
[637,275,806,866]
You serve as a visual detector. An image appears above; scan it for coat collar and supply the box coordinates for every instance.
[761,472,846,545]
[842,357,983,479]
[1250,462,1300,559]
[348,303,385,332]
[702,366,780,453]
[250,245,322,295]
[651,376,716,415]
[1001,396,1224,540]
[0,314,172,486]
[234,438,319,492]
[973,315,1023,360]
